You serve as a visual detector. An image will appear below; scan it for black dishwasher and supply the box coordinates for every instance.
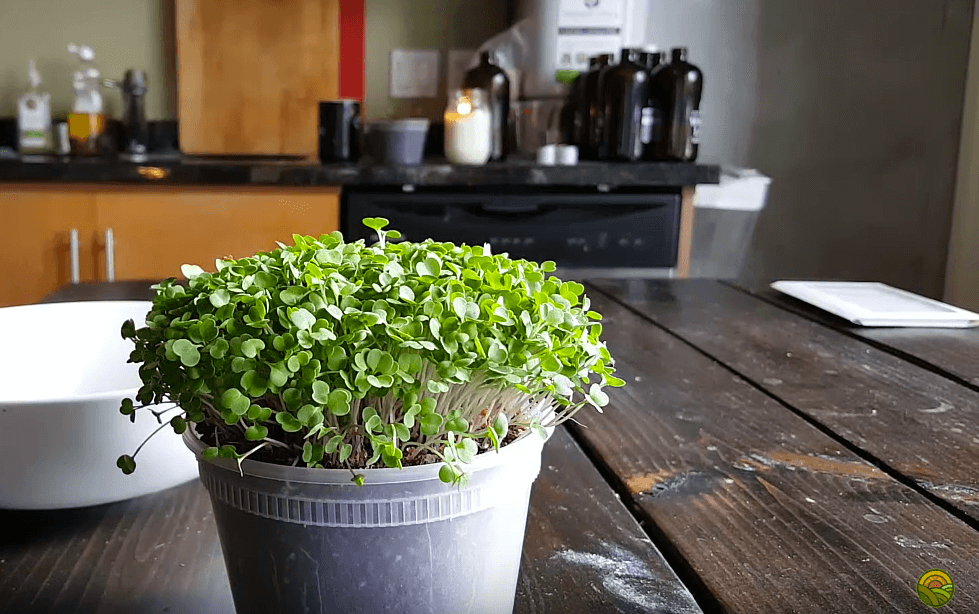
[341,188,682,275]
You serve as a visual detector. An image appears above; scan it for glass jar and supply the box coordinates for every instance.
[444,88,492,165]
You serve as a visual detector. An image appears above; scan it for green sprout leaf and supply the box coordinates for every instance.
[117,455,137,474]
[121,319,136,339]
[362,217,389,233]
[587,383,610,408]
[245,425,268,441]
[170,416,187,434]
[276,412,303,433]
[172,338,200,367]
[209,289,231,308]
[290,308,316,330]
[438,464,455,484]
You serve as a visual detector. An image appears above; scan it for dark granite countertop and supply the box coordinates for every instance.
[0,155,719,188]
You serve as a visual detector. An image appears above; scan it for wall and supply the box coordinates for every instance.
[946,2,979,310]
[363,0,509,121]
[0,0,175,120]
[645,0,974,298]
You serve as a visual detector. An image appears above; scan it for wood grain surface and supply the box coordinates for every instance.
[0,482,231,614]
[176,0,340,156]
[0,428,697,614]
[735,282,979,390]
[570,287,979,613]
[592,279,979,524]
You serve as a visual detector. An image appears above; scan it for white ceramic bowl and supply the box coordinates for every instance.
[0,301,198,509]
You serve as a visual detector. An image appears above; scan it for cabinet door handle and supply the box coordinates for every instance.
[69,229,80,284]
[105,228,116,282]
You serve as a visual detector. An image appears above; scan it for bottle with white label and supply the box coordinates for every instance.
[652,47,703,162]
[17,60,53,155]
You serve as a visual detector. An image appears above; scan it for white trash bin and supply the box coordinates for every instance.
[690,167,771,279]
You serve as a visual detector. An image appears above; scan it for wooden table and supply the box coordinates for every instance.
[3,279,979,613]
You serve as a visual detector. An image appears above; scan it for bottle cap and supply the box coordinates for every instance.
[67,43,96,62]
[27,60,41,89]
[671,47,689,61]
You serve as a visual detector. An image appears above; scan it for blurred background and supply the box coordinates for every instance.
[1,0,976,311]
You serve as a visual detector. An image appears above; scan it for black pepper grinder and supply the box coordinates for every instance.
[581,54,613,160]
[653,47,703,162]
[462,51,510,161]
[602,48,649,161]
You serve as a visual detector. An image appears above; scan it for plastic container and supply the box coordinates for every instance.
[0,301,199,509]
[185,424,551,614]
[691,167,771,279]
[365,119,429,165]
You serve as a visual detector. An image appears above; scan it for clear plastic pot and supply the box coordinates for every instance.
[184,426,550,614]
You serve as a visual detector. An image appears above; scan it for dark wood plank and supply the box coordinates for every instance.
[592,279,979,524]
[0,481,232,614]
[569,287,979,613]
[517,428,702,613]
[734,282,979,389]
[0,428,700,614]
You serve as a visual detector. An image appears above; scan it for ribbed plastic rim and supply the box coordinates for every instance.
[183,423,551,485]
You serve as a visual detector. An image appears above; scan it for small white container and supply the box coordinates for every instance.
[444,88,492,165]
[556,144,578,165]
[536,144,557,165]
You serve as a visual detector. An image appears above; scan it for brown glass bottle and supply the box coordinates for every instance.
[559,72,583,146]
[652,47,703,161]
[641,51,667,160]
[601,48,649,161]
[581,54,613,160]
[462,51,510,161]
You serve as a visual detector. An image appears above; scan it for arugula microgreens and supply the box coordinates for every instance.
[118,217,623,484]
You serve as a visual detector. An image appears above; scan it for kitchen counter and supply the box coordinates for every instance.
[0,155,719,188]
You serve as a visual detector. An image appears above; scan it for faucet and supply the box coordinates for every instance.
[104,70,149,161]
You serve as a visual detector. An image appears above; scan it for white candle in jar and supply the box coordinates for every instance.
[444,94,492,165]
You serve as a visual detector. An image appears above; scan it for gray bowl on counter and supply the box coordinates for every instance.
[364,118,430,165]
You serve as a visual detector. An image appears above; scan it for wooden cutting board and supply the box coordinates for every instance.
[176,0,340,156]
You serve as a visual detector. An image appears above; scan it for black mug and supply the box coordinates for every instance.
[319,100,361,163]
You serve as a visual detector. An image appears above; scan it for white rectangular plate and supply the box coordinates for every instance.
[770,281,979,328]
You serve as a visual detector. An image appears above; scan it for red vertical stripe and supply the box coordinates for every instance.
[338,0,365,100]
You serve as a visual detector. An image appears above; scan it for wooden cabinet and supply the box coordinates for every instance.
[176,0,340,156]
[0,185,340,307]
[94,187,340,281]
[0,187,100,308]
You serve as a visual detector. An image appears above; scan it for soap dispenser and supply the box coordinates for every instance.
[66,43,106,156]
[17,60,53,155]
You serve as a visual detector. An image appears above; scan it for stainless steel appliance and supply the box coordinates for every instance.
[342,188,683,278]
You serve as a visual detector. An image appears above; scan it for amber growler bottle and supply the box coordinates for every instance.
[653,47,703,161]
[581,54,613,159]
[641,50,667,160]
[462,51,510,161]
[601,48,649,161]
